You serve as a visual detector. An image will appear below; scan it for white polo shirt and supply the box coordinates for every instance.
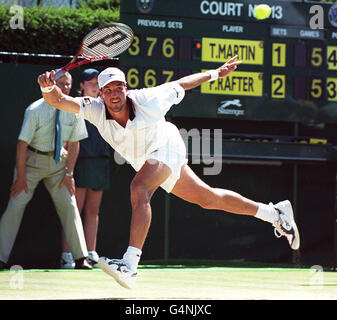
[78,81,187,191]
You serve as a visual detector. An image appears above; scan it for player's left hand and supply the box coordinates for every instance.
[217,55,242,78]
[59,175,75,196]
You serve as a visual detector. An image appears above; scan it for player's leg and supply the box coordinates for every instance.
[128,160,172,249]
[171,164,300,250]
[98,159,172,289]
[171,164,260,215]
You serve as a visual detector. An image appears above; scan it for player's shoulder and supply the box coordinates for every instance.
[127,86,158,103]
[127,82,181,104]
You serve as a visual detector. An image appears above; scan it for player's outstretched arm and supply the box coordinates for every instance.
[37,70,80,114]
[177,55,242,91]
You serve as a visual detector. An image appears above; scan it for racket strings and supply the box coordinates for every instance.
[82,26,133,58]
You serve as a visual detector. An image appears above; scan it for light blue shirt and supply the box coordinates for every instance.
[19,98,88,152]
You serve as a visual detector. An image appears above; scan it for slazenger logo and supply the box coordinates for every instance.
[136,0,155,14]
[217,99,244,116]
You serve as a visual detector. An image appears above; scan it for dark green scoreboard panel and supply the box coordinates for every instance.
[120,0,337,124]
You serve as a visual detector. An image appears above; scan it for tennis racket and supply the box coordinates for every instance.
[54,23,134,79]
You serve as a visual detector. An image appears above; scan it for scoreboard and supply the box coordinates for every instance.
[120,0,337,124]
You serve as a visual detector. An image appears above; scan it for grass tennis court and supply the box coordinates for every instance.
[0,262,337,300]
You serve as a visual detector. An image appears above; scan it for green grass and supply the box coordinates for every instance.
[0,265,336,300]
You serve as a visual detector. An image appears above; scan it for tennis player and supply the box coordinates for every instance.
[37,56,300,289]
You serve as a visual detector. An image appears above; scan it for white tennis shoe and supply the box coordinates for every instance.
[60,252,75,269]
[98,257,137,289]
[272,200,300,250]
[88,251,99,268]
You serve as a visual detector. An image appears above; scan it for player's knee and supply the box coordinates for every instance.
[197,190,219,210]
[199,197,215,210]
[130,180,151,207]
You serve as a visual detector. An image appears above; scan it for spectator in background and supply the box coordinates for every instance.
[0,71,91,270]
[60,69,111,269]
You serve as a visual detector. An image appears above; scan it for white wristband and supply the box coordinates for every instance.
[40,85,55,93]
[205,69,219,82]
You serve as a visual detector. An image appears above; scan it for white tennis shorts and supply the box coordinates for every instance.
[130,122,188,193]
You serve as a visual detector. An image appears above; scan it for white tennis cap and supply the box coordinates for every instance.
[98,67,126,88]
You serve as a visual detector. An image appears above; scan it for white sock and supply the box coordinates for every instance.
[255,203,279,224]
[122,246,142,272]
